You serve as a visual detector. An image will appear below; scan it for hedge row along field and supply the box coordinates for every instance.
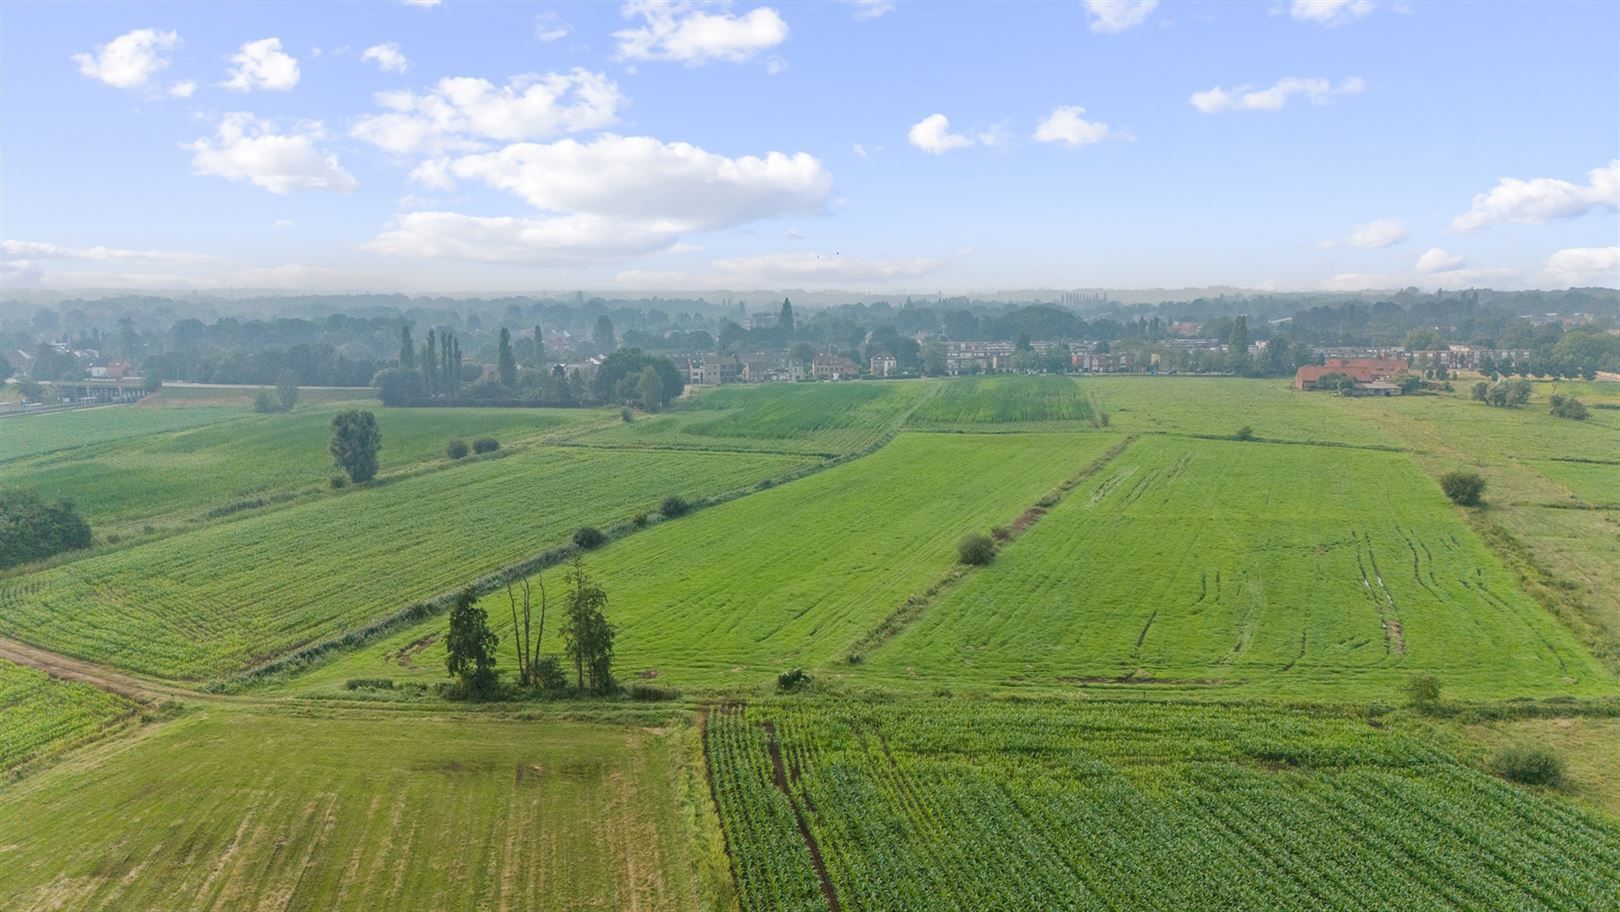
[0,659,133,770]
[864,436,1612,699]
[575,381,934,455]
[0,446,811,680]
[4,404,603,527]
[905,375,1098,427]
[0,710,708,911]
[294,432,1117,692]
[708,699,1620,912]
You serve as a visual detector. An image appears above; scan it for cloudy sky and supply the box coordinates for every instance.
[2,0,1617,293]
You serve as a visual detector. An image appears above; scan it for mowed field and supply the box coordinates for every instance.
[0,659,134,771]
[300,431,1117,692]
[0,405,247,462]
[0,446,811,680]
[708,698,1620,912]
[862,436,1612,698]
[0,709,711,912]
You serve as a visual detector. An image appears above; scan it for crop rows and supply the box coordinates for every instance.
[0,447,810,679]
[905,375,1096,426]
[0,659,133,770]
[708,699,1620,912]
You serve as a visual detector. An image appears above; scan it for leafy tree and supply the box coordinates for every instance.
[447,438,469,459]
[532,325,545,367]
[399,325,415,369]
[1439,469,1485,506]
[0,352,13,383]
[636,364,664,411]
[254,390,278,413]
[0,489,92,570]
[923,343,947,377]
[573,526,606,549]
[1227,315,1251,374]
[957,533,995,565]
[329,410,381,483]
[497,327,517,388]
[560,559,616,692]
[275,369,299,412]
[373,367,424,406]
[1549,394,1589,420]
[445,587,498,695]
[1470,381,1489,402]
[1507,378,1532,408]
[660,495,690,517]
[472,436,499,454]
[424,330,439,396]
[779,297,795,334]
[593,315,617,352]
[593,349,684,407]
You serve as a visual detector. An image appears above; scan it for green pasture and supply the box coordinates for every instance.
[905,374,1099,427]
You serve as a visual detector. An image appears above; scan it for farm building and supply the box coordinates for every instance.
[1348,381,1403,397]
[1295,357,1408,389]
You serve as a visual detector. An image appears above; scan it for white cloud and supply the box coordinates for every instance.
[272,219,295,229]
[1542,246,1620,286]
[362,43,408,74]
[1289,0,1376,26]
[1083,0,1157,33]
[402,0,443,7]
[908,113,973,154]
[844,0,895,20]
[784,228,806,240]
[350,69,622,154]
[187,113,356,194]
[367,211,685,264]
[73,29,179,90]
[851,143,869,158]
[1450,160,1620,232]
[169,80,197,98]
[1190,76,1364,113]
[1,240,213,264]
[1416,247,1465,273]
[1033,106,1113,147]
[617,251,942,287]
[1318,218,1408,249]
[223,37,300,92]
[534,12,571,42]
[615,1,789,65]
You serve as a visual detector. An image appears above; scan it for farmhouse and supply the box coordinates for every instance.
[811,353,861,380]
[870,354,898,377]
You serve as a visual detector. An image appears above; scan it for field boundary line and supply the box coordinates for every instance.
[1145,429,1418,454]
[844,434,1137,662]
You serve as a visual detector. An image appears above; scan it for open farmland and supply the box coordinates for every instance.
[0,446,811,680]
[0,406,247,463]
[0,709,712,912]
[572,381,934,455]
[905,374,1099,427]
[863,436,1611,698]
[297,431,1117,692]
[1080,377,1402,447]
[2,404,604,529]
[707,698,1620,912]
[0,659,134,771]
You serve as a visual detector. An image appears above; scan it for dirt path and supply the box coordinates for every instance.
[0,635,243,705]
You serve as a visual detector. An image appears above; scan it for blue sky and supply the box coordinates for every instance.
[2,0,1616,294]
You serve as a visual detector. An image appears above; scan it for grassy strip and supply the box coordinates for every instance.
[1154,429,1417,453]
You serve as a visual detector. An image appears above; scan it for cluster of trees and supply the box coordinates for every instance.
[374,339,684,411]
[445,560,616,697]
[1548,394,1590,421]
[0,489,92,570]
[252,370,300,413]
[1470,379,1533,408]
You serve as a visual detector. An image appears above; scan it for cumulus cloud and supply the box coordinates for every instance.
[73,29,179,90]
[188,113,356,194]
[1542,246,1620,286]
[907,114,974,154]
[1083,0,1157,33]
[615,1,789,65]
[1318,218,1408,249]
[1033,106,1114,147]
[351,69,622,154]
[367,211,685,264]
[223,37,300,91]
[1450,160,1620,232]
[169,80,197,98]
[1,240,213,264]
[617,251,942,288]
[1289,0,1376,26]
[362,42,408,74]
[534,12,571,42]
[1416,247,1465,273]
[1190,76,1364,113]
[843,0,895,19]
[402,0,442,7]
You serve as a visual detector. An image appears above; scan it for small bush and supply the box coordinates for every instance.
[990,525,1012,542]
[472,436,499,454]
[329,475,348,489]
[1549,395,1589,420]
[621,407,634,423]
[845,653,864,665]
[755,478,776,490]
[254,390,279,413]
[957,532,996,566]
[1439,469,1485,506]
[632,512,650,528]
[1234,425,1254,441]
[660,495,691,518]
[447,438,470,459]
[533,656,569,692]
[1490,744,1565,787]
[777,668,810,692]
[345,678,395,691]
[573,526,607,549]
[629,683,681,701]
[1404,673,1442,707]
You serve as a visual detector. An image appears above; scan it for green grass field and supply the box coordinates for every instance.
[708,698,1620,912]
[1081,377,1401,447]
[0,660,133,771]
[0,708,709,912]
[905,375,1098,427]
[294,432,1116,693]
[862,436,1611,698]
[0,446,811,680]
[4,404,606,528]
[1,406,248,463]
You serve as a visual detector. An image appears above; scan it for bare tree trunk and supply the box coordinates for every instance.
[506,581,526,686]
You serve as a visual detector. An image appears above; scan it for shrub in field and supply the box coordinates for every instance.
[632,512,649,528]
[660,495,690,518]
[1440,469,1485,506]
[533,655,569,692]
[958,532,996,565]
[447,438,470,460]
[1548,395,1589,420]
[254,390,278,413]
[629,683,681,701]
[473,436,500,454]
[1234,425,1254,441]
[991,525,1012,542]
[329,475,347,489]
[621,407,634,423]
[344,678,395,691]
[1491,744,1565,787]
[573,526,607,550]
[1405,673,1442,707]
[777,668,810,691]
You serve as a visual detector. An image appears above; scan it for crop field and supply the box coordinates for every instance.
[0,659,133,770]
[574,381,934,454]
[296,432,1117,692]
[0,405,247,463]
[1080,377,1401,447]
[0,446,811,680]
[905,375,1098,427]
[2,404,604,528]
[706,698,1620,912]
[0,709,708,912]
[863,436,1612,698]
